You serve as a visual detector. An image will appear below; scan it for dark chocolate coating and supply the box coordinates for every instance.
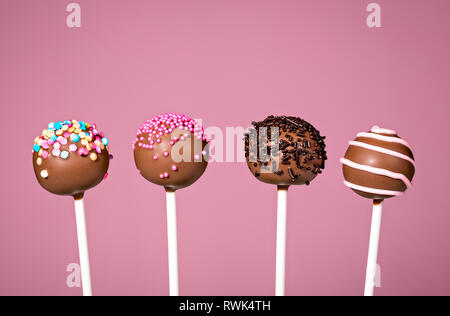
[342,131,415,200]
[244,115,327,187]
[32,142,109,197]
[134,132,208,191]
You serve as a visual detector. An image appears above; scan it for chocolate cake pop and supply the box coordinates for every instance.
[340,126,415,200]
[32,120,111,197]
[133,113,209,191]
[244,115,327,186]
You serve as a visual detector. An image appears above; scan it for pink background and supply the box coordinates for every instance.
[1,0,449,296]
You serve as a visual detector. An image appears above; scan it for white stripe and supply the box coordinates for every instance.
[349,141,416,168]
[340,158,412,189]
[356,132,413,152]
[371,126,397,135]
[343,180,404,196]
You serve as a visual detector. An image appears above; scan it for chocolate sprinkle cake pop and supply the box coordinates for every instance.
[32,120,111,197]
[340,126,415,200]
[133,113,209,191]
[244,115,327,186]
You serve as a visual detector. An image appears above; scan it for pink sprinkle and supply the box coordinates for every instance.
[138,143,143,148]
[69,144,77,152]
[156,139,161,143]
[202,151,207,155]
[42,151,49,159]
[57,137,67,145]
[159,174,164,179]
[47,139,54,146]
[170,141,174,146]
[42,141,49,149]
[164,172,169,178]
[63,132,71,138]
[153,155,158,160]
[78,148,88,156]
[171,165,178,171]
[103,172,109,180]
[96,147,102,154]
[194,154,200,160]
[137,170,141,175]
[163,151,169,157]
[52,148,61,157]
[54,142,61,149]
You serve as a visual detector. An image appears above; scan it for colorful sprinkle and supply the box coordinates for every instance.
[52,148,61,157]
[102,137,109,146]
[57,136,67,145]
[69,144,77,152]
[33,144,41,153]
[78,148,88,156]
[89,153,98,161]
[72,134,80,143]
[34,120,111,168]
[40,170,48,179]
[36,157,42,166]
[171,165,178,171]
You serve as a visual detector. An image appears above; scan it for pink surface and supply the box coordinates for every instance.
[1,0,449,296]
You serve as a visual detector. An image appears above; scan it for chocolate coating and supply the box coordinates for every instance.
[33,148,109,197]
[244,115,327,186]
[133,114,209,191]
[341,127,415,200]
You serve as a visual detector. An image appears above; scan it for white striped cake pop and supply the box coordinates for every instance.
[341,126,415,200]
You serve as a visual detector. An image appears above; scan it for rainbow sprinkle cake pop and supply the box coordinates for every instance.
[32,120,111,197]
[31,119,111,296]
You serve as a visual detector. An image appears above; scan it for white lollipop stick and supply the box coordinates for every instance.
[275,186,288,296]
[74,195,93,296]
[364,200,383,296]
[166,190,179,296]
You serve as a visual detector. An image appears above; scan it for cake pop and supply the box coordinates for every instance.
[133,113,209,296]
[133,113,208,191]
[341,126,415,200]
[244,115,327,296]
[340,126,415,296]
[245,115,327,186]
[32,120,110,197]
[32,119,112,296]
